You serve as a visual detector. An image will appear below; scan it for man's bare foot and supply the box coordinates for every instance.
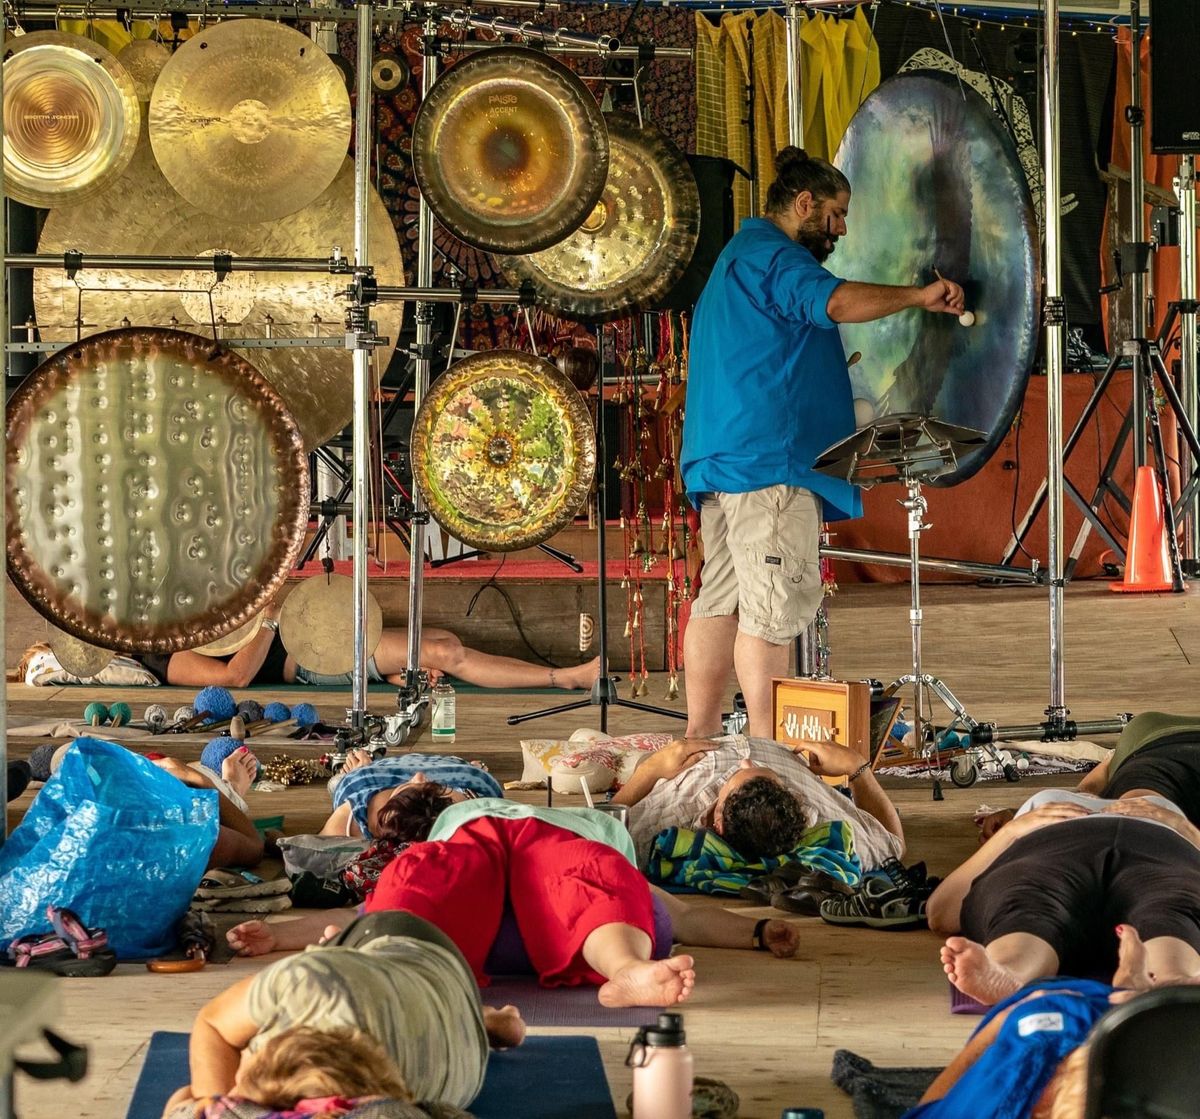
[556,657,602,690]
[1113,925,1151,989]
[761,919,800,959]
[941,937,1023,1006]
[221,749,258,797]
[483,1004,526,1049]
[598,955,696,1008]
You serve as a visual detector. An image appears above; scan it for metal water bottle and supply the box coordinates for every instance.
[431,681,456,743]
[626,1012,693,1119]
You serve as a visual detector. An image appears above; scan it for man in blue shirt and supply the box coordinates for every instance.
[681,146,965,739]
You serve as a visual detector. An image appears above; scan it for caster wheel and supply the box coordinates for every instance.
[384,723,410,748]
[950,757,979,788]
[1003,763,1021,783]
[410,702,428,730]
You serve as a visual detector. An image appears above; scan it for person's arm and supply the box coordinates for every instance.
[917,1004,1011,1103]
[1103,797,1200,850]
[800,741,904,849]
[827,277,964,324]
[167,604,282,688]
[1077,754,1113,795]
[190,975,260,1099]
[925,803,1090,934]
[227,911,355,956]
[610,740,718,808]
[319,800,359,837]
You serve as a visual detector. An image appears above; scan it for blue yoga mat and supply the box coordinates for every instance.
[126,1032,615,1119]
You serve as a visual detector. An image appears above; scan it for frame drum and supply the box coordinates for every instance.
[6,328,309,654]
[833,72,1039,486]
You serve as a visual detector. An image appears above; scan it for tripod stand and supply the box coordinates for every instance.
[507,326,686,733]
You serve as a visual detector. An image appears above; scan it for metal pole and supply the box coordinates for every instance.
[406,21,438,690]
[1129,0,1148,468]
[1043,0,1068,723]
[784,0,803,149]
[445,11,620,53]
[350,1,373,721]
[5,253,337,272]
[1179,155,1199,571]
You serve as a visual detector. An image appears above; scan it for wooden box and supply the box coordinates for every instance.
[772,677,872,784]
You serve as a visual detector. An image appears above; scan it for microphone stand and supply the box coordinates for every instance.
[507,324,687,737]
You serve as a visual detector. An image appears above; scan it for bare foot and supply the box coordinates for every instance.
[598,955,696,1008]
[153,757,207,789]
[941,937,1023,1006]
[341,748,374,774]
[483,1004,526,1049]
[1113,925,1151,989]
[557,657,602,690]
[762,919,800,959]
[221,748,258,797]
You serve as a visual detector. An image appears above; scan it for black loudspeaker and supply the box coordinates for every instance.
[650,155,737,311]
[1150,0,1200,154]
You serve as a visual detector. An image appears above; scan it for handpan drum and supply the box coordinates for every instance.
[6,328,309,654]
[833,71,1039,486]
[411,351,597,552]
[412,47,609,254]
[501,113,701,323]
[2,31,140,208]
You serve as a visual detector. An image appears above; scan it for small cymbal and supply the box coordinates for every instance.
[3,31,140,208]
[47,624,114,678]
[149,19,351,223]
[190,612,265,657]
[279,574,383,677]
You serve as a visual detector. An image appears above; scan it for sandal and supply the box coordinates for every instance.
[8,906,117,976]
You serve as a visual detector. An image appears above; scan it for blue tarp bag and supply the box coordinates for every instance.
[0,737,219,958]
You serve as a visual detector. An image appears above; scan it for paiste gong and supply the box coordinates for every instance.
[149,19,351,223]
[411,351,596,552]
[6,328,309,654]
[833,71,1039,486]
[412,47,609,254]
[279,574,383,677]
[2,31,140,208]
[501,113,700,323]
[34,157,405,450]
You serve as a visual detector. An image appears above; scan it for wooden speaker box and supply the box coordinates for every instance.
[772,677,872,785]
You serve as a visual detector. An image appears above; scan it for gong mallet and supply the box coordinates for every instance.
[934,268,975,327]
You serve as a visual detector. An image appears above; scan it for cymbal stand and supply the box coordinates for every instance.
[506,324,686,754]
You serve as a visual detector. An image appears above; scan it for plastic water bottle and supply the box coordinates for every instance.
[431,681,456,743]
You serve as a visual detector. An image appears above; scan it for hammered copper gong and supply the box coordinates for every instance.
[412,47,609,254]
[833,71,1039,486]
[33,158,404,450]
[502,113,700,322]
[3,31,140,208]
[411,351,596,552]
[149,19,351,223]
[6,328,309,654]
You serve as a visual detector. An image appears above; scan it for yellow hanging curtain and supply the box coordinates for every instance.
[694,7,881,225]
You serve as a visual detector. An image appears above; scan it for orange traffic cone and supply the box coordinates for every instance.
[1111,465,1175,593]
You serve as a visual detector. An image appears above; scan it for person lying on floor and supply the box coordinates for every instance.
[611,735,904,867]
[162,910,524,1119]
[927,787,1200,1006]
[978,711,1200,840]
[229,796,803,1006]
[319,749,503,839]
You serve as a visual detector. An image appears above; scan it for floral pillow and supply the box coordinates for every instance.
[520,729,677,793]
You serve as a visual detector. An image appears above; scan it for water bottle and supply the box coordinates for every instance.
[626,1012,693,1119]
[431,681,456,743]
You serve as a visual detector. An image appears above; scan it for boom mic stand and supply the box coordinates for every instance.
[507,324,687,734]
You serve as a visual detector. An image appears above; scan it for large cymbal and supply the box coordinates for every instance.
[411,350,596,552]
[116,38,171,103]
[501,113,700,323]
[412,47,609,254]
[34,157,405,449]
[6,328,309,654]
[149,19,351,223]
[3,31,140,208]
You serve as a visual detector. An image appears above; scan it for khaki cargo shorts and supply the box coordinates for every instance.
[690,484,823,645]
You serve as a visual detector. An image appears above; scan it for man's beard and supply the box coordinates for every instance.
[795,216,837,263]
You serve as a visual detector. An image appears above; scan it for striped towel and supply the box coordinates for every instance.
[644,820,861,895]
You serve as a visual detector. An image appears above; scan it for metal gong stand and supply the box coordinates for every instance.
[815,415,1017,792]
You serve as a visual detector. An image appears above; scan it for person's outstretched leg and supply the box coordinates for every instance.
[654,887,798,958]
[366,816,509,983]
[941,934,1059,1005]
[582,924,696,1008]
[732,630,791,739]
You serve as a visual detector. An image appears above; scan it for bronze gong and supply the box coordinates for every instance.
[33,157,405,450]
[3,31,140,208]
[149,19,352,223]
[116,38,171,103]
[502,113,699,323]
[412,47,609,254]
[6,328,309,654]
[411,350,597,552]
[279,574,383,677]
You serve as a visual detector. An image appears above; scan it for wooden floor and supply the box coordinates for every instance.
[6,580,1200,1119]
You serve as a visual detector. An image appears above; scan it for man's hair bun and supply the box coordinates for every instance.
[775,145,810,172]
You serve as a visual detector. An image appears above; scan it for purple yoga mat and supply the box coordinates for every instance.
[949,982,988,1015]
[483,975,660,1027]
